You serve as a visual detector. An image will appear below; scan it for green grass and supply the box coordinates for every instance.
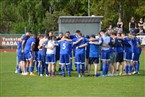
[0,52,145,97]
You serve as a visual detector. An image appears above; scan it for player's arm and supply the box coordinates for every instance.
[52,41,59,46]
[129,22,131,31]
[73,37,84,45]
[21,40,25,53]
[38,39,43,49]
[31,42,35,51]
[89,39,102,45]
[76,43,87,50]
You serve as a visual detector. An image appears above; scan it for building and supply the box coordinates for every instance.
[58,16,103,35]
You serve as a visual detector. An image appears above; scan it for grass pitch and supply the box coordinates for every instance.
[0,52,145,97]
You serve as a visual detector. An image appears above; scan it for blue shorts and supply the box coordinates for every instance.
[18,55,22,62]
[38,50,42,62]
[124,52,132,61]
[75,53,85,64]
[34,51,38,61]
[46,54,56,64]
[59,54,70,65]
[132,53,140,62]
[24,50,34,60]
[101,50,110,61]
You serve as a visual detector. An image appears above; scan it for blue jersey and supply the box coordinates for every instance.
[110,37,116,53]
[59,40,72,55]
[41,39,48,56]
[132,37,142,54]
[123,37,132,53]
[115,38,123,53]
[89,40,100,57]
[17,41,22,55]
[74,37,88,54]
[24,37,36,52]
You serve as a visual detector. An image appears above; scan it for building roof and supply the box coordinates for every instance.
[58,16,103,23]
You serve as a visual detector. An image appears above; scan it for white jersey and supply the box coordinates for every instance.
[46,40,56,54]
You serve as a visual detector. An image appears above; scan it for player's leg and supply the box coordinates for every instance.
[38,50,43,76]
[51,54,56,76]
[65,54,71,77]
[75,54,81,77]
[94,57,99,76]
[128,52,133,75]
[109,52,114,75]
[29,52,35,75]
[81,53,85,77]
[87,57,92,76]
[60,54,65,77]
[46,54,51,76]
[133,53,140,74]
[102,50,110,76]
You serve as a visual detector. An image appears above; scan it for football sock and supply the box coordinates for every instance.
[61,65,65,76]
[129,65,133,73]
[18,68,22,73]
[82,64,85,75]
[26,67,29,72]
[77,64,80,74]
[66,65,71,76]
[125,65,129,74]
[135,62,140,73]
[102,63,106,75]
[30,66,34,73]
[45,64,48,75]
[106,64,109,75]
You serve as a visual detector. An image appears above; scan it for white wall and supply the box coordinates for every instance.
[59,23,100,35]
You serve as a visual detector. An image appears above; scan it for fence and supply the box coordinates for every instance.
[0,34,145,49]
[0,34,22,49]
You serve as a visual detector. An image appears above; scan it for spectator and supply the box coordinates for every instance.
[129,17,137,33]
[138,18,144,34]
[117,18,123,33]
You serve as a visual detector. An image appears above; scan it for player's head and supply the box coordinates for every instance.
[49,31,53,37]
[86,35,90,39]
[33,33,38,39]
[90,34,95,39]
[58,32,63,38]
[75,30,82,37]
[117,33,121,37]
[26,31,31,37]
[111,31,116,37]
[99,30,105,36]
[65,31,70,38]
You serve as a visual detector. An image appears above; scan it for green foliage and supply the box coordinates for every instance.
[0,0,145,34]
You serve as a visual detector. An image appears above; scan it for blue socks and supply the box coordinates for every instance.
[102,63,108,75]
[30,66,34,73]
[66,65,71,76]
[125,65,129,74]
[77,64,80,74]
[26,67,29,72]
[82,64,85,75]
[128,65,133,73]
[38,65,42,75]
[135,61,140,73]
[61,65,65,76]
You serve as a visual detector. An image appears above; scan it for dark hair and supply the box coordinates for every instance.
[76,30,81,33]
[65,31,70,34]
[100,30,105,33]
[111,32,116,36]
[86,35,90,39]
[90,34,95,38]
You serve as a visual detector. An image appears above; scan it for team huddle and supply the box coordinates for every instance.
[15,30,142,77]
